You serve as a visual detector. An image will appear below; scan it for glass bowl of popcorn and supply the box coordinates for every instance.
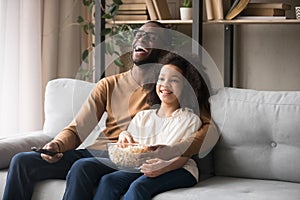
[107,143,151,172]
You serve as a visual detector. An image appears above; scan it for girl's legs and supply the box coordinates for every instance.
[93,170,142,200]
[63,157,116,200]
[124,168,197,200]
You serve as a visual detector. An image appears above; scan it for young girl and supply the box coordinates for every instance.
[94,52,211,200]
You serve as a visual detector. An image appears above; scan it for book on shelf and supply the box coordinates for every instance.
[152,0,172,20]
[119,3,147,11]
[116,2,148,21]
[118,10,147,15]
[225,0,250,20]
[246,3,291,10]
[241,8,285,16]
[205,0,214,20]
[236,16,286,20]
[205,0,231,20]
[145,0,158,20]
[114,14,149,20]
[212,0,224,20]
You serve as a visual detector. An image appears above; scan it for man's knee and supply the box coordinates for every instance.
[10,152,37,169]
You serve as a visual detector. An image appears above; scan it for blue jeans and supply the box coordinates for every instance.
[3,149,115,200]
[96,168,197,200]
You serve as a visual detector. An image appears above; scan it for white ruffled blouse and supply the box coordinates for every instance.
[127,107,202,181]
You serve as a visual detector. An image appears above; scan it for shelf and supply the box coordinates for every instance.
[204,19,300,25]
[107,19,193,25]
[204,17,300,87]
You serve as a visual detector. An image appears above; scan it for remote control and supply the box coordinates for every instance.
[31,147,58,156]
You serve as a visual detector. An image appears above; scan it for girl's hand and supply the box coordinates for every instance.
[140,158,171,177]
[117,131,137,148]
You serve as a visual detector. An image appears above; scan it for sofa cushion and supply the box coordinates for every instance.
[0,131,51,169]
[0,170,7,198]
[43,78,96,138]
[212,88,300,183]
[153,176,300,200]
[32,179,66,200]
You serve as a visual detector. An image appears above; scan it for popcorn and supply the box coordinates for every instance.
[107,143,149,168]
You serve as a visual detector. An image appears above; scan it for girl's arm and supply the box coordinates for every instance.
[117,131,136,148]
[140,156,189,178]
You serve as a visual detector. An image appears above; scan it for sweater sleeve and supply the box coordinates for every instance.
[179,113,211,157]
[181,123,210,157]
[53,80,107,152]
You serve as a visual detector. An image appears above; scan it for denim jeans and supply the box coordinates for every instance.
[3,149,115,200]
[96,168,197,200]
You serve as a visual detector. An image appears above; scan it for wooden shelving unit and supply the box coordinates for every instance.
[202,5,300,87]
[96,0,299,85]
[109,19,193,25]
[204,19,300,25]
[200,0,300,87]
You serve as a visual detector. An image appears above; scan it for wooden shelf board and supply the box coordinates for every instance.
[204,19,300,25]
[108,19,193,25]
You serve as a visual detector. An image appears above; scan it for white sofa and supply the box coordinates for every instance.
[1,78,300,200]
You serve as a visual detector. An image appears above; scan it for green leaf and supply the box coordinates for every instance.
[88,22,94,29]
[101,28,111,36]
[113,0,123,6]
[83,24,89,34]
[113,51,121,56]
[77,16,84,23]
[88,1,95,14]
[88,22,95,35]
[182,0,192,7]
[82,49,89,62]
[102,13,112,19]
[108,4,118,15]
[91,28,95,35]
[82,0,92,6]
[106,42,114,55]
[114,58,124,67]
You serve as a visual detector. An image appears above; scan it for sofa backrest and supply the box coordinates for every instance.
[211,87,300,183]
[43,78,96,138]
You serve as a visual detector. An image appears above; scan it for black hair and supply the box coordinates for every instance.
[147,52,211,117]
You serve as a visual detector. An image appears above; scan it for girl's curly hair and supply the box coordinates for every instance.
[147,52,211,117]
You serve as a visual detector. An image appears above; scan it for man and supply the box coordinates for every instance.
[3,21,211,200]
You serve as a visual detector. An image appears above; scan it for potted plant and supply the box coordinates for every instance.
[77,0,140,80]
[102,1,143,72]
[180,0,192,20]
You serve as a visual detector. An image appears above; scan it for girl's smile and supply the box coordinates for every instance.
[156,64,184,107]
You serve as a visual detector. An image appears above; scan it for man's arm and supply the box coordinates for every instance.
[181,121,210,157]
[53,81,107,152]
[150,114,211,160]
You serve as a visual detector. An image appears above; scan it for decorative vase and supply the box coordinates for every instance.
[180,7,192,20]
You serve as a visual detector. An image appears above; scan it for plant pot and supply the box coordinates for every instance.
[180,7,192,20]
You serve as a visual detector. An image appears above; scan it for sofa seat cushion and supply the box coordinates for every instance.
[0,170,7,198]
[211,88,300,183]
[32,180,66,200]
[153,176,300,200]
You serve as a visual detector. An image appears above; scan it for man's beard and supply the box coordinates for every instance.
[133,49,161,67]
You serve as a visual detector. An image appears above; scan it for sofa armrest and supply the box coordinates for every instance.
[0,131,52,169]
